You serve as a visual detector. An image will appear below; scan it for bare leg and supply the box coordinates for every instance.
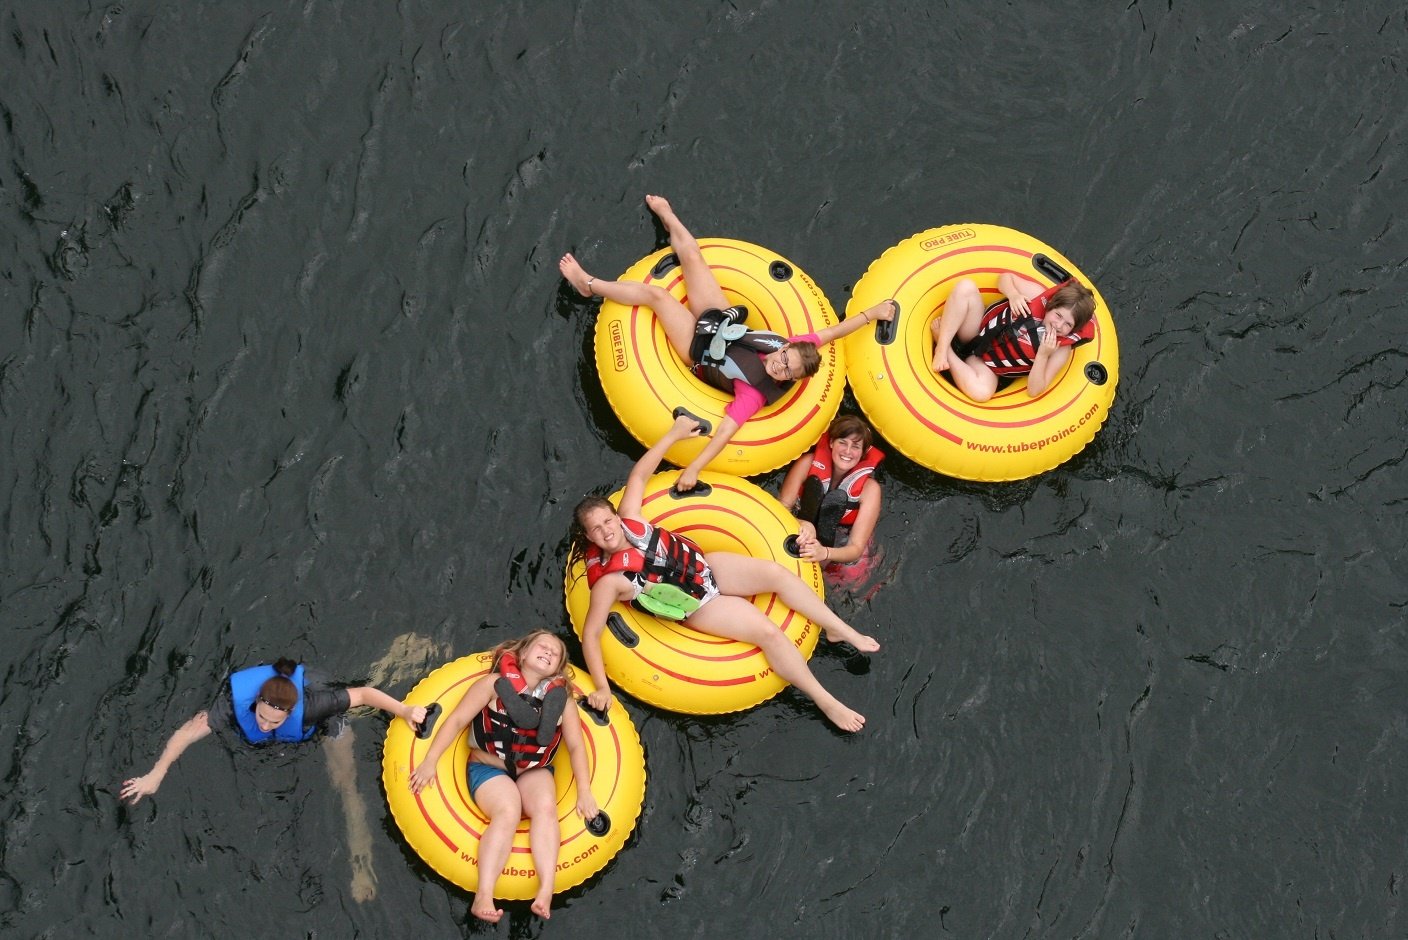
[946,353,1000,402]
[705,552,880,653]
[645,195,729,316]
[323,728,378,902]
[686,594,865,732]
[930,278,1000,401]
[470,774,523,924]
[517,769,561,918]
[560,252,699,361]
[930,278,987,368]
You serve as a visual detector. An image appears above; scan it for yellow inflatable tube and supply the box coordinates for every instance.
[564,471,822,714]
[381,651,645,900]
[595,239,845,477]
[845,224,1118,481]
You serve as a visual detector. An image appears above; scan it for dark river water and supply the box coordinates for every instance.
[3,2,1405,937]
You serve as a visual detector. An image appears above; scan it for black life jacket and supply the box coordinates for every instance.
[690,307,793,404]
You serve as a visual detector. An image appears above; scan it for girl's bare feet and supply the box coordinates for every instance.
[821,700,866,733]
[825,625,881,653]
[645,194,683,235]
[349,851,377,902]
[470,896,504,924]
[530,887,554,919]
[931,317,952,373]
[559,253,595,298]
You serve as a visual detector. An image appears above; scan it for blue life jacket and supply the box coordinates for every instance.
[229,664,313,744]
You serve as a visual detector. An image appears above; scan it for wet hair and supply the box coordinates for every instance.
[827,415,874,453]
[566,495,618,576]
[490,630,572,686]
[1049,281,1096,330]
[792,342,822,377]
[257,658,300,711]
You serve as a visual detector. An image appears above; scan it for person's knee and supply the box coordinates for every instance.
[964,372,997,402]
[755,624,791,656]
[761,559,795,587]
[521,792,557,818]
[482,790,523,821]
[644,284,672,307]
[725,606,785,643]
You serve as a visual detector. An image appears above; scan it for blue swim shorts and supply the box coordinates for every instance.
[468,761,552,797]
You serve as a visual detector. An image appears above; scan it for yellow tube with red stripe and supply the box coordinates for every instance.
[595,239,845,477]
[845,223,1118,481]
[564,471,822,715]
[381,651,645,900]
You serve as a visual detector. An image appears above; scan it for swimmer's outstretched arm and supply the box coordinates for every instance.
[120,711,213,805]
[347,686,428,732]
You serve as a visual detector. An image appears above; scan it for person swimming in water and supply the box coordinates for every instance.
[778,414,885,591]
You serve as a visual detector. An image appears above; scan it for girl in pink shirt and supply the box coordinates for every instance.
[561,194,894,491]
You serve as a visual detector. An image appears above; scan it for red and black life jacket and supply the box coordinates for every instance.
[472,650,567,778]
[583,519,713,600]
[798,433,884,547]
[959,282,1094,377]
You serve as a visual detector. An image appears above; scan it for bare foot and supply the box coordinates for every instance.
[530,888,554,919]
[824,623,881,653]
[559,252,595,298]
[821,700,866,733]
[350,852,377,902]
[470,896,504,924]
[930,318,951,373]
[645,194,683,235]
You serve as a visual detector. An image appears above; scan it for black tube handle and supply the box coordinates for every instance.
[606,612,640,648]
[585,809,612,836]
[1032,253,1071,284]
[416,703,443,740]
[651,253,680,278]
[671,406,712,437]
[874,299,899,346]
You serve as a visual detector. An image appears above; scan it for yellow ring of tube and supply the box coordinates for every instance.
[381,651,646,900]
[564,471,822,715]
[595,239,845,477]
[845,224,1119,481]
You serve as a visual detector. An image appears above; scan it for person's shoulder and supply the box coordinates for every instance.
[301,666,334,691]
[301,685,352,730]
